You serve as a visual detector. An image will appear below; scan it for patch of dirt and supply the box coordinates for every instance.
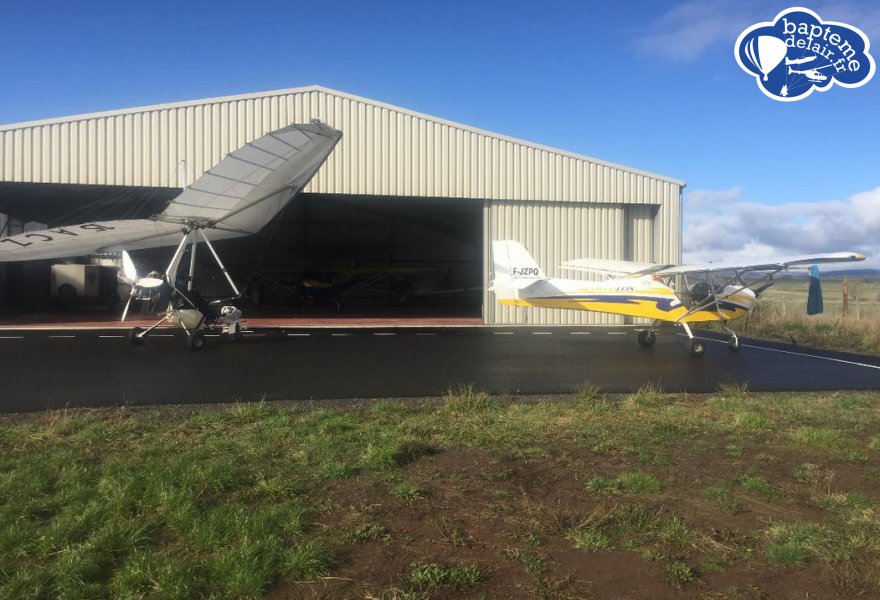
[269,446,863,599]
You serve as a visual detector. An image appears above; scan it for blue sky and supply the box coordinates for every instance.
[1,0,878,264]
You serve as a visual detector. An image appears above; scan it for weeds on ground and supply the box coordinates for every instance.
[736,300,880,356]
[442,384,495,413]
[586,472,662,494]
[3,390,880,597]
[409,561,482,590]
[499,548,544,574]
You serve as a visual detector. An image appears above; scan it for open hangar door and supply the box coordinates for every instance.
[0,182,177,312]
[0,185,483,320]
[182,193,485,319]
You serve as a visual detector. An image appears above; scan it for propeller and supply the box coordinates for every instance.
[119,251,164,321]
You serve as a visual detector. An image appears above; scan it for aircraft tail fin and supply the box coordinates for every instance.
[490,240,546,300]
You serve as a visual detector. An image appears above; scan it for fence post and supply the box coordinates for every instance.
[843,276,848,317]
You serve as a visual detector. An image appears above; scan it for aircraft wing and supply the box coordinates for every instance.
[655,252,865,276]
[159,120,341,233]
[561,258,667,278]
[0,220,196,261]
[0,121,342,262]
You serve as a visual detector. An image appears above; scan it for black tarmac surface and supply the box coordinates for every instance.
[2,326,879,412]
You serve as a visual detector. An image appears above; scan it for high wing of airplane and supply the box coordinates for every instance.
[0,121,341,260]
[561,258,671,279]
[492,240,865,357]
[0,121,342,349]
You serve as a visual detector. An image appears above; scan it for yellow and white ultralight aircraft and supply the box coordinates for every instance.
[490,240,865,357]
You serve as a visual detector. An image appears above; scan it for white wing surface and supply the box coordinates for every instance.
[0,121,341,262]
[159,121,341,233]
[561,258,665,278]
[656,252,865,276]
[0,220,201,261]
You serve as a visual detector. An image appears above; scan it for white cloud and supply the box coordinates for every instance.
[686,185,742,207]
[682,185,880,269]
[637,0,757,62]
[638,1,880,62]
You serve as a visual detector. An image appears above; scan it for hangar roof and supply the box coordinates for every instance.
[0,85,684,201]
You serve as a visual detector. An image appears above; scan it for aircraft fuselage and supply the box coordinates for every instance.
[499,276,756,323]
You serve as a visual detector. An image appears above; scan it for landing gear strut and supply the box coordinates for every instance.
[681,322,705,357]
[722,323,741,353]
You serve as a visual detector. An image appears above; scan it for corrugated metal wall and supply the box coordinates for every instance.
[625,205,655,263]
[0,85,683,325]
[0,86,682,205]
[485,201,627,325]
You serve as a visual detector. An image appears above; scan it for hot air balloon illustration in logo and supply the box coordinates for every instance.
[734,7,875,102]
[743,35,787,81]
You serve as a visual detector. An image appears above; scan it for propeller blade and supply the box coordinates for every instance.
[121,292,134,322]
[121,251,138,284]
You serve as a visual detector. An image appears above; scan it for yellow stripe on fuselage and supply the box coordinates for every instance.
[499,297,748,323]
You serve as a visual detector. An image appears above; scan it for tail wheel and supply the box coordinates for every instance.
[728,337,741,353]
[188,333,206,351]
[128,327,145,346]
[637,329,656,348]
[688,339,705,357]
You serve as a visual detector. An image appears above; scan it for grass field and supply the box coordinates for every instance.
[3,386,880,599]
[757,277,880,320]
[732,276,880,355]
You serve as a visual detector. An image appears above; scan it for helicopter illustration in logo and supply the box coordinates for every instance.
[785,56,834,83]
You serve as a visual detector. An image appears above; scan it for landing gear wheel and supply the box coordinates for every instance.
[188,333,206,351]
[221,323,242,342]
[58,284,78,305]
[728,337,741,353]
[128,327,145,346]
[687,339,705,357]
[637,329,656,348]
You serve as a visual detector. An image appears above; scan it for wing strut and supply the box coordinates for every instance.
[196,228,241,298]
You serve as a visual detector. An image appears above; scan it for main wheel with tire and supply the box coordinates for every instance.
[728,337,741,353]
[128,327,145,346]
[188,333,206,351]
[637,329,656,348]
[57,284,78,307]
[687,338,705,357]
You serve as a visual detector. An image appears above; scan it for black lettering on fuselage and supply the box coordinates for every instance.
[512,267,540,277]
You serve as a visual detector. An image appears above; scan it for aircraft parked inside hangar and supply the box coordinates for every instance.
[491,240,865,357]
[0,121,342,349]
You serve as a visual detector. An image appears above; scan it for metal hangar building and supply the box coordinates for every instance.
[0,85,684,325]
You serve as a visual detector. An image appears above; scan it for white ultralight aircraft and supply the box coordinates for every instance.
[0,121,342,349]
[491,240,865,357]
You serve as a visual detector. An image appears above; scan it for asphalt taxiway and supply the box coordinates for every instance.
[1,326,879,412]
